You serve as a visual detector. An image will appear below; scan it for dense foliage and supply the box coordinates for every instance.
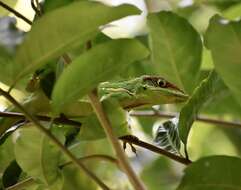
[0,0,241,190]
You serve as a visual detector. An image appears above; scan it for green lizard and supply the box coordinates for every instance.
[62,75,188,118]
[99,75,187,109]
[0,75,188,141]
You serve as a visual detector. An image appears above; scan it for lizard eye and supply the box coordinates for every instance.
[157,79,166,87]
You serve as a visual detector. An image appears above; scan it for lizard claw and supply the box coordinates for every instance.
[120,135,139,156]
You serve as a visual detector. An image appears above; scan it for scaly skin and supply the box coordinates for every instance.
[99,75,188,109]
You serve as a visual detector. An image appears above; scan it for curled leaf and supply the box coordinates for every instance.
[153,117,181,155]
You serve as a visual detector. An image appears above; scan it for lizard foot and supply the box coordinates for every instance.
[119,135,139,156]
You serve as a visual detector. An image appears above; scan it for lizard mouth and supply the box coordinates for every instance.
[147,87,189,102]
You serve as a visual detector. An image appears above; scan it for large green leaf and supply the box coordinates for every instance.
[14,1,140,82]
[178,71,226,145]
[177,156,241,190]
[43,0,74,13]
[205,15,241,106]
[14,126,64,186]
[147,11,202,93]
[52,39,149,112]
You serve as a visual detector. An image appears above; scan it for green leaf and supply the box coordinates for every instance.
[201,86,241,117]
[153,118,181,155]
[52,39,149,112]
[205,15,241,106]
[77,114,106,141]
[14,1,140,81]
[177,156,241,190]
[61,164,96,190]
[147,11,202,93]
[0,135,15,173]
[14,126,63,186]
[0,46,16,85]
[178,71,225,145]
[43,0,74,13]
[223,3,241,19]
[141,157,179,190]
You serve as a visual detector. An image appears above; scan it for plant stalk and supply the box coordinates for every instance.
[88,91,147,190]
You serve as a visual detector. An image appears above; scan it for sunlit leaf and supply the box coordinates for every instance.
[178,71,225,145]
[14,126,64,186]
[147,11,202,93]
[205,15,241,106]
[223,2,241,19]
[153,118,181,155]
[14,1,140,81]
[177,156,241,190]
[52,39,149,112]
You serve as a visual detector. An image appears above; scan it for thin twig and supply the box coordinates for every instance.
[0,111,82,127]
[0,1,32,25]
[0,88,110,190]
[130,110,241,129]
[6,178,35,190]
[88,91,147,190]
[119,136,192,165]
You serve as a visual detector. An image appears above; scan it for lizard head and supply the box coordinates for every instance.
[132,75,189,106]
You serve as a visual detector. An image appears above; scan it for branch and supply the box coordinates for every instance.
[119,136,192,165]
[0,88,110,190]
[0,1,32,25]
[0,111,82,127]
[130,110,241,129]
[88,91,147,190]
